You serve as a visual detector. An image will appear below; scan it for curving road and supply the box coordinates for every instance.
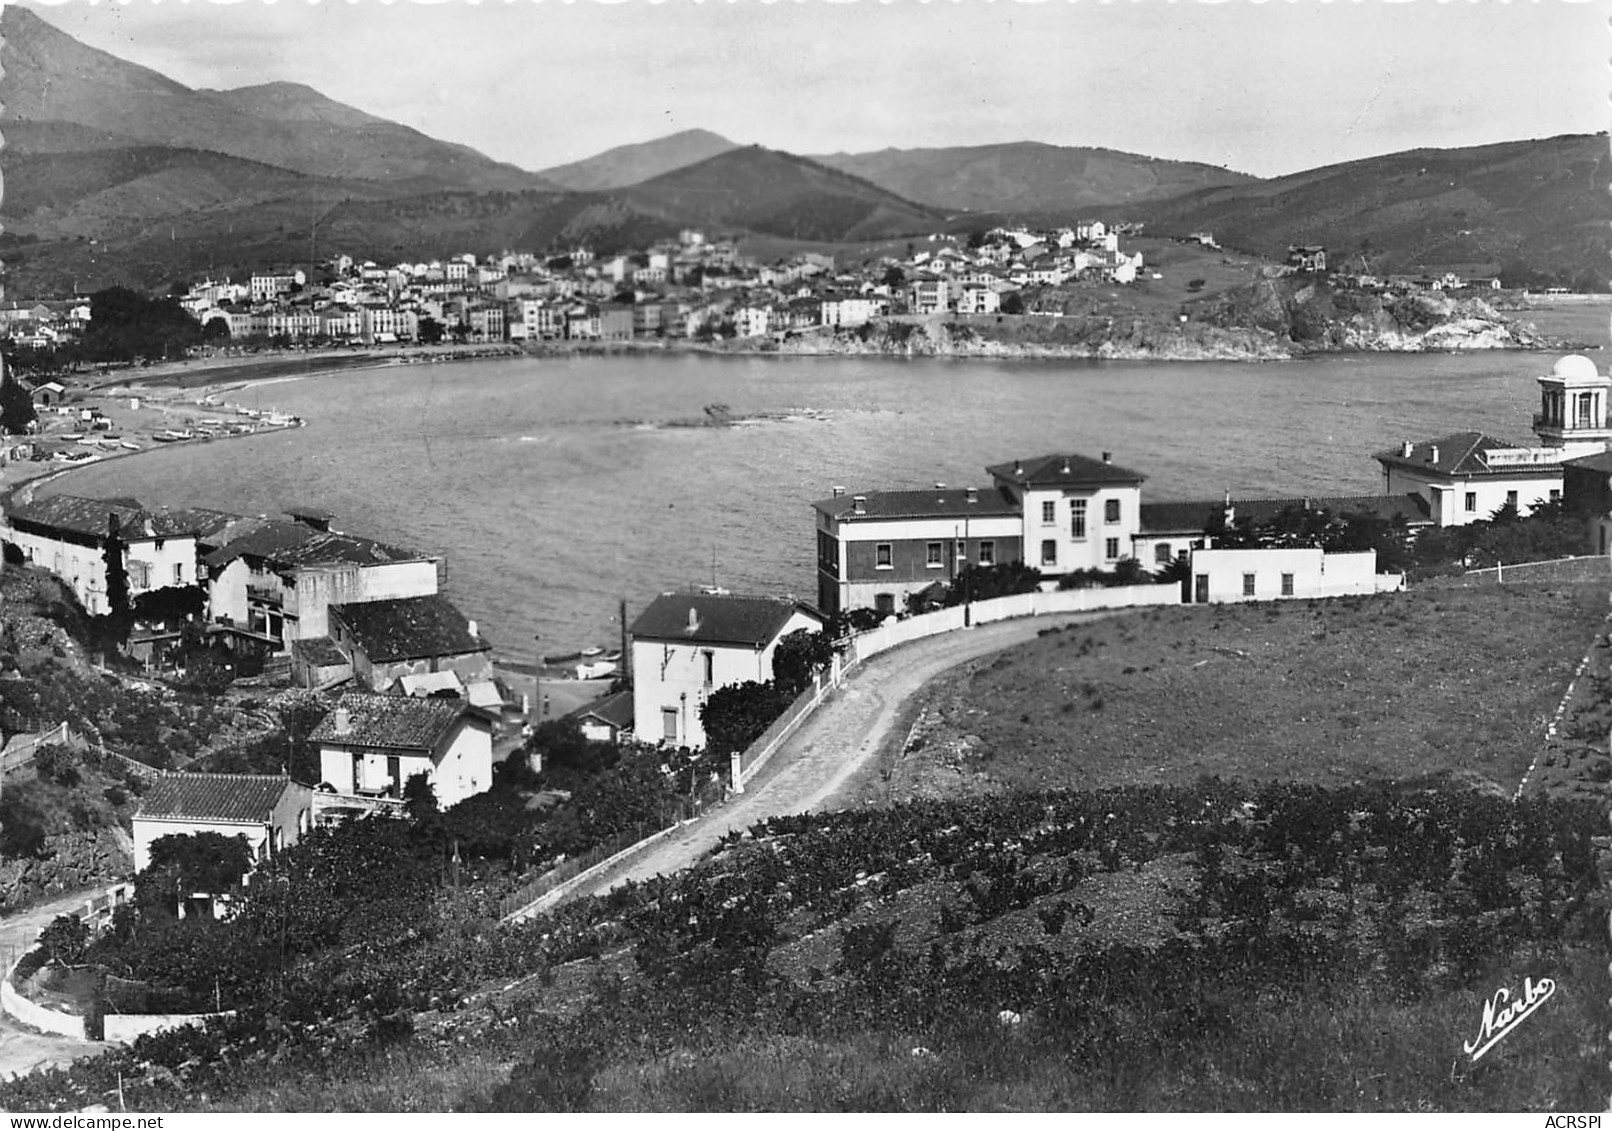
[0,888,113,1080]
[573,611,1108,900]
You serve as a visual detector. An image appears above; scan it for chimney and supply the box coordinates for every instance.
[686,606,700,633]
[333,707,351,735]
[1400,440,1413,458]
[467,619,478,639]
[966,487,978,504]
[852,495,866,514]
[832,485,845,497]
[1061,458,1071,475]
[1101,451,1112,465]
[1014,460,1023,477]
[1428,445,1440,464]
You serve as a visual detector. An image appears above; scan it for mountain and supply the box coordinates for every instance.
[540,129,740,192]
[0,5,548,193]
[809,142,1258,214]
[618,146,949,243]
[1113,133,1611,291]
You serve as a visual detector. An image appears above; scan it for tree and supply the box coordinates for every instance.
[1000,292,1025,315]
[402,772,439,825]
[882,265,906,289]
[700,680,793,756]
[0,364,36,436]
[770,628,836,697]
[37,915,89,967]
[141,831,255,914]
[944,561,1043,606]
[417,317,446,345]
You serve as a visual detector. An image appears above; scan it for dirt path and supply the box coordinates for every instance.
[0,888,115,1079]
[577,611,1108,899]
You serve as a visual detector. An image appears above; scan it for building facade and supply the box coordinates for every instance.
[629,592,823,750]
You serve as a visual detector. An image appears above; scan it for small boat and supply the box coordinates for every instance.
[120,441,141,451]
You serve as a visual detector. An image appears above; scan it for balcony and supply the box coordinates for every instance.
[245,584,283,607]
[1534,412,1612,432]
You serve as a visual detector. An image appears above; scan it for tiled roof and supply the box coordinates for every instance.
[7,495,200,541]
[1564,451,1612,474]
[571,688,635,729]
[292,635,350,669]
[631,592,821,648]
[986,453,1146,488]
[134,773,300,825]
[812,485,1021,521]
[203,520,427,572]
[1141,494,1433,535]
[1373,432,1559,478]
[331,594,490,663]
[307,693,466,751]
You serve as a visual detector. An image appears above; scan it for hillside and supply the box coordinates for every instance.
[540,129,740,191]
[619,146,950,243]
[812,141,1257,214]
[0,6,547,193]
[1114,133,1611,291]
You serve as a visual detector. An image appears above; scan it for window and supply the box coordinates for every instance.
[875,543,893,569]
[874,593,896,615]
[1550,488,1562,503]
[1154,543,1172,565]
[1281,573,1295,596]
[978,541,995,566]
[1041,540,1057,566]
[1105,498,1121,524]
[1243,573,1256,597]
[173,563,184,585]
[702,650,714,688]
[1104,537,1119,561]
[127,561,151,588]
[926,541,944,568]
[1465,492,1477,513]
[1041,500,1056,525]
[1071,500,1087,540]
[1505,490,1518,509]
[662,708,679,742]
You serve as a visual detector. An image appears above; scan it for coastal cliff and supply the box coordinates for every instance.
[755,279,1557,362]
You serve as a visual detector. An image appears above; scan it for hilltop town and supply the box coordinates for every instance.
[0,223,1556,367]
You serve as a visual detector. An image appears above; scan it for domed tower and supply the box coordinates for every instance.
[1534,354,1612,458]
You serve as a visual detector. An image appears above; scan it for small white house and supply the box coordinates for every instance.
[1186,547,1383,604]
[132,773,313,875]
[630,591,824,750]
[309,694,495,809]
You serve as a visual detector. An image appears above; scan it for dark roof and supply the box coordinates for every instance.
[134,773,302,825]
[986,453,1146,488]
[330,594,491,663]
[812,485,1021,521]
[1373,433,1561,479]
[1139,500,1228,534]
[7,495,199,541]
[307,693,469,750]
[203,520,428,571]
[1564,451,1612,474]
[291,635,350,669]
[1141,494,1433,535]
[630,592,821,648]
[571,689,635,730]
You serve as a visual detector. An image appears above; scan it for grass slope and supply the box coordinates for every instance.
[878,583,1607,802]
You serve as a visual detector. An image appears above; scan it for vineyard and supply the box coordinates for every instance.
[0,778,1601,1111]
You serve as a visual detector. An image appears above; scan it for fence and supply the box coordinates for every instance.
[0,722,71,774]
[497,808,694,922]
[1426,555,1610,588]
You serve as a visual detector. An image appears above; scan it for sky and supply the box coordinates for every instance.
[15,0,1610,179]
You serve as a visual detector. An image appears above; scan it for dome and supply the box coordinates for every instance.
[1550,354,1604,382]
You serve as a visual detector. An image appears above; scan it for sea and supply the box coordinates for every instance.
[40,305,1611,662]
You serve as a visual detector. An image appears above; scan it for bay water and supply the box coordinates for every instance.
[42,337,1604,660]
